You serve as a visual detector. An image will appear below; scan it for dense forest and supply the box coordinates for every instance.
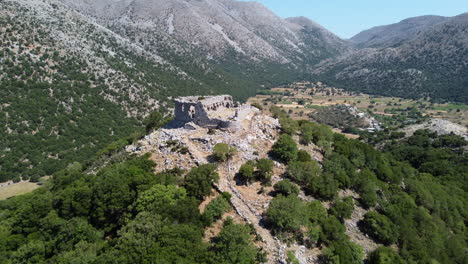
[1,106,466,263]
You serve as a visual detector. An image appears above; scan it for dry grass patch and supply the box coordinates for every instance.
[0,181,42,200]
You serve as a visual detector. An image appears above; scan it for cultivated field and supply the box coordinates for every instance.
[249,82,468,127]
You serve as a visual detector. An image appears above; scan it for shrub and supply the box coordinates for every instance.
[361,212,398,245]
[256,158,274,182]
[202,195,231,226]
[321,239,364,264]
[238,161,255,184]
[273,180,299,196]
[368,247,407,264]
[184,164,219,200]
[266,195,305,233]
[212,143,237,162]
[297,150,312,162]
[287,251,300,264]
[271,134,298,163]
[287,160,321,186]
[329,197,354,221]
[319,216,346,244]
[250,102,263,110]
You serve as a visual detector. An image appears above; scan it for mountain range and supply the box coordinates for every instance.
[314,13,468,102]
[0,0,467,180]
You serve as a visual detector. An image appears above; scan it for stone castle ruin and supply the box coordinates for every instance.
[173,95,258,131]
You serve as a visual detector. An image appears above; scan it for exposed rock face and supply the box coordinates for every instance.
[402,118,468,140]
[57,0,350,65]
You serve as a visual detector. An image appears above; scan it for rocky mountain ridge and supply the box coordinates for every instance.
[58,0,350,65]
[313,13,468,103]
[350,15,449,48]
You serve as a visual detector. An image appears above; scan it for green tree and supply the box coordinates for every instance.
[329,197,354,221]
[256,158,274,183]
[212,218,258,264]
[310,173,339,201]
[184,164,219,200]
[368,247,406,264]
[361,212,398,245]
[273,179,300,196]
[134,184,187,212]
[305,201,327,224]
[319,216,346,244]
[266,195,305,233]
[238,160,255,184]
[145,111,170,133]
[287,160,321,186]
[271,134,298,163]
[297,150,312,162]
[98,212,210,263]
[300,122,314,145]
[202,195,231,226]
[279,117,299,135]
[322,239,364,264]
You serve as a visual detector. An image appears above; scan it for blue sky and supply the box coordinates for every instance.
[240,0,468,38]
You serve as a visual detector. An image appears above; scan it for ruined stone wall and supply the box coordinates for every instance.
[174,95,244,131]
[200,95,234,112]
[235,104,258,120]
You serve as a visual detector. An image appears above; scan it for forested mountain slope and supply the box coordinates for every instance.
[313,13,468,103]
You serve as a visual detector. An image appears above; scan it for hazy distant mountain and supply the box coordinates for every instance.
[314,13,468,103]
[350,15,449,48]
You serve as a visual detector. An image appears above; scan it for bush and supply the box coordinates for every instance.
[297,150,312,162]
[273,180,299,196]
[271,134,298,163]
[287,160,321,186]
[184,164,219,200]
[322,239,364,264]
[266,195,305,233]
[238,161,255,184]
[361,212,398,245]
[319,216,346,244]
[256,159,274,183]
[251,102,263,110]
[279,117,299,135]
[202,195,231,226]
[212,143,237,162]
[287,251,300,264]
[329,197,354,221]
[368,247,407,264]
